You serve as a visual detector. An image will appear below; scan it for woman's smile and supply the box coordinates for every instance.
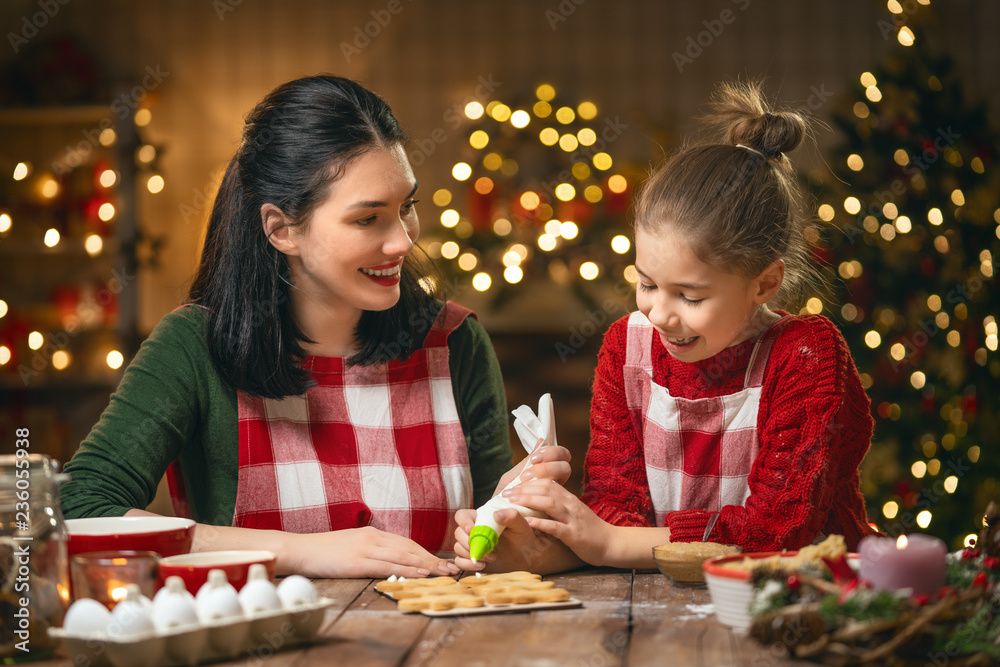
[360,261,403,285]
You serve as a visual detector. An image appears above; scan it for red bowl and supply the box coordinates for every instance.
[702,550,791,580]
[157,550,277,595]
[66,516,195,560]
[702,550,860,580]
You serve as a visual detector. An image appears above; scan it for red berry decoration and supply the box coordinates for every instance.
[972,572,989,588]
[786,574,800,590]
[913,594,930,606]
[961,547,981,560]
[984,556,999,570]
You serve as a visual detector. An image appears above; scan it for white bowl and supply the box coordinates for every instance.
[703,551,859,632]
[702,551,772,631]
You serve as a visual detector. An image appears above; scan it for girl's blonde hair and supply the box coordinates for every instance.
[635,81,818,309]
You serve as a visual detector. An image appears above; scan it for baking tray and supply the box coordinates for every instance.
[376,587,583,617]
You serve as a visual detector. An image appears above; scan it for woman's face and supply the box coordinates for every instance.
[283,144,420,315]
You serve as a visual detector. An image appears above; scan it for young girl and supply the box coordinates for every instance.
[454,82,877,573]
[61,75,569,579]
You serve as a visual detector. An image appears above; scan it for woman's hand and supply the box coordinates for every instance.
[284,526,460,579]
[493,442,572,495]
[504,480,613,567]
[188,514,458,579]
[452,507,577,574]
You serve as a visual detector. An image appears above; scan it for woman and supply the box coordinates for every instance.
[62,75,569,579]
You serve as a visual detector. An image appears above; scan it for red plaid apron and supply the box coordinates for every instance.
[623,311,789,526]
[229,302,474,552]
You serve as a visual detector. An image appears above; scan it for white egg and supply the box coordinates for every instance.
[151,577,200,631]
[62,598,112,634]
[238,564,282,614]
[106,585,156,639]
[195,569,237,606]
[195,569,244,623]
[276,575,318,608]
[153,576,196,607]
[197,586,244,623]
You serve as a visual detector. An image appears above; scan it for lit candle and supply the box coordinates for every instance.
[858,533,947,596]
[70,550,159,609]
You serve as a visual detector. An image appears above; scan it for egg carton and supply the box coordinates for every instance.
[48,597,335,667]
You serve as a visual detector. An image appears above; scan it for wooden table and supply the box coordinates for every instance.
[38,569,812,666]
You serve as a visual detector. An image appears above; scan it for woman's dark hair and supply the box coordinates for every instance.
[188,75,439,399]
[634,81,819,308]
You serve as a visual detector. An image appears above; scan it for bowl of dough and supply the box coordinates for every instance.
[652,541,741,586]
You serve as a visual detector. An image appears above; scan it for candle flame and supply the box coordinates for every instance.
[110,586,128,602]
[896,534,908,549]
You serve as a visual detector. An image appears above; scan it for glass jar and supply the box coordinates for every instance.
[0,452,69,663]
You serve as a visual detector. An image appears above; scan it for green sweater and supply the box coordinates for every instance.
[62,303,513,525]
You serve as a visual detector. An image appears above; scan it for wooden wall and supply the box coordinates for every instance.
[2,0,998,504]
[2,0,997,334]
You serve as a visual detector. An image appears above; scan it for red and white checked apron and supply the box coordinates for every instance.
[623,311,789,527]
[223,302,473,553]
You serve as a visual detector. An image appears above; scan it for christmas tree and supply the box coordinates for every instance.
[812,2,999,548]
[425,84,637,311]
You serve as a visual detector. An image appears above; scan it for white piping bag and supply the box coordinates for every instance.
[468,393,556,562]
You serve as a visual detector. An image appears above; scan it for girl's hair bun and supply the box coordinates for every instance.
[707,81,805,159]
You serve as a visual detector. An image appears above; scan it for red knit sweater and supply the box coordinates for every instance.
[581,312,877,552]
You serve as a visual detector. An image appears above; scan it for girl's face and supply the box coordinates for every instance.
[634,226,775,363]
[281,144,420,315]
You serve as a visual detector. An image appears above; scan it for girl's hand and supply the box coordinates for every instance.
[281,526,460,579]
[504,480,613,567]
[452,507,567,573]
[492,443,572,495]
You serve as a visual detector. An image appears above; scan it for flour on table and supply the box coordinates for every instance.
[674,603,715,622]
